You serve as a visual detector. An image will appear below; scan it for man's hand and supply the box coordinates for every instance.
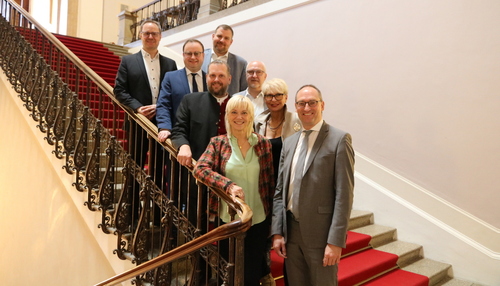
[137,104,156,120]
[158,130,171,142]
[272,235,287,259]
[323,244,342,266]
[177,145,193,167]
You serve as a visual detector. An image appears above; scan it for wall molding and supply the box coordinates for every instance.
[355,152,499,258]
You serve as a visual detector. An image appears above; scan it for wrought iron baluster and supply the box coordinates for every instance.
[84,120,102,211]
[51,84,68,159]
[73,106,89,192]
[98,137,117,234]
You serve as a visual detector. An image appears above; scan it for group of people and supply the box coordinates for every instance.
[114,20,355,286]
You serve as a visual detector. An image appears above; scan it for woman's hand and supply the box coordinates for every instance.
[228,184,245,201]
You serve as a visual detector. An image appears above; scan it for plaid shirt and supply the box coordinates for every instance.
[194,133,275,216]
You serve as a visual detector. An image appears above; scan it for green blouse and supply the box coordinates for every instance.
[219,134,266,224]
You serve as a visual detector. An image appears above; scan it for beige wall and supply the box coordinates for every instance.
[0,73,119,285]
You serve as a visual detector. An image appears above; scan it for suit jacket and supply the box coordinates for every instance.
[171,91,229,161]
[201,48,248,96]
[254,105,303,141]
[114,51,177,124]
[271,121,355,248]
[156,68,207,130]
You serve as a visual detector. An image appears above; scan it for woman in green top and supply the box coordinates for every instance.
[194,95,274,286]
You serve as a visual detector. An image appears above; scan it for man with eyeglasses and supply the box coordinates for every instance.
[114,20,177,221]
[202,24,247,95]
[234,61,268,116]
[157,39,207,142]
[271,85,355,286]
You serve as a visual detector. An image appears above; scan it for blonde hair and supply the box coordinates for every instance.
[262,78,289,95]
[225,95,255,138]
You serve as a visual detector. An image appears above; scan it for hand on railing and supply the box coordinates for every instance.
[158,129,171,142]
[136,104,156,120]
[228,184,245,201]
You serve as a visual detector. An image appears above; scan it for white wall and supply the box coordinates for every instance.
[163,0,500,227]
[155,0,500,284]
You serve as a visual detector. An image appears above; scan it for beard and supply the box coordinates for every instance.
[209,83,228,98]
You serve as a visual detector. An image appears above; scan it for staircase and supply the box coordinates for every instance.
[270,210,482,286]
[11,31,483,286]
[17,29,128,142]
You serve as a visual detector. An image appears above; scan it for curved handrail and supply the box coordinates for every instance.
[95,197,252,286]
[2,1,254,284]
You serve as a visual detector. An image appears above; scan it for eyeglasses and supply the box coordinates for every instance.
[246,69,265,76]
[183,51,203,57]
[264,93,284,101]
[296,100,321,108]
[141,31,160,37]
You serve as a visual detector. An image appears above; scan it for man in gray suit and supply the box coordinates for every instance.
[201,24,247,95]
[271,85,355,286]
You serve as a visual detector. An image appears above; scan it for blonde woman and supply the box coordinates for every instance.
[255,78,302,183]
[194,95,274,286]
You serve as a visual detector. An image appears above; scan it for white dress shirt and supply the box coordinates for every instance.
[141,49,161,104]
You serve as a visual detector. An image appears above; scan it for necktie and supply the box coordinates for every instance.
[191,73,198,92]
[292,130,312,220]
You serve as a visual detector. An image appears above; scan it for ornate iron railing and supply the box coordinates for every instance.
[0,0,252,285]
[131,0,201,42]
[130,0,251,41]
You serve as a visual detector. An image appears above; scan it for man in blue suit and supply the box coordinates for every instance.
[201,24,247,95]
[157,39,207,142]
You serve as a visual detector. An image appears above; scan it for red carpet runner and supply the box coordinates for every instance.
[271,231,429,286]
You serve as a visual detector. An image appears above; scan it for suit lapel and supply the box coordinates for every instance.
[179,68,190,93]
[202,71,208,91]
[134,52,149,85]
[283,133,301,202]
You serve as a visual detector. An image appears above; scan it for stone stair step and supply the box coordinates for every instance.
[351,224,397,248]
[402,258,452,286]
[436,278,484,286]
[348,209,373,230]
[103,43,130,58]
[375,240,423,267]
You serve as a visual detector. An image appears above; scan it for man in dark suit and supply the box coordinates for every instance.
[271,85,355,286]
[171,59,232,166]
[201,24,247,95]
[171,60,232,285]
[157,39,207,142]
[113,20,177,221]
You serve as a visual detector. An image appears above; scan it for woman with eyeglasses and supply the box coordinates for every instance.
[255,78,302,182]
[194,95,275,286]
[253,78,301,285]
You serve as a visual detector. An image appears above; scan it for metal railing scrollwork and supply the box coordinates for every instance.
[0,0,252,285]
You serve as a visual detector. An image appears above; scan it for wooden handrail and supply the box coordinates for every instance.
[95,198,252,286]
[2,1,255,285]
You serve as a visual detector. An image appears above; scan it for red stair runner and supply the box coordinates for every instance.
[18,28,127,146]
[338,249,399,286]
[362,269,429,286]
[270,230,428,286]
